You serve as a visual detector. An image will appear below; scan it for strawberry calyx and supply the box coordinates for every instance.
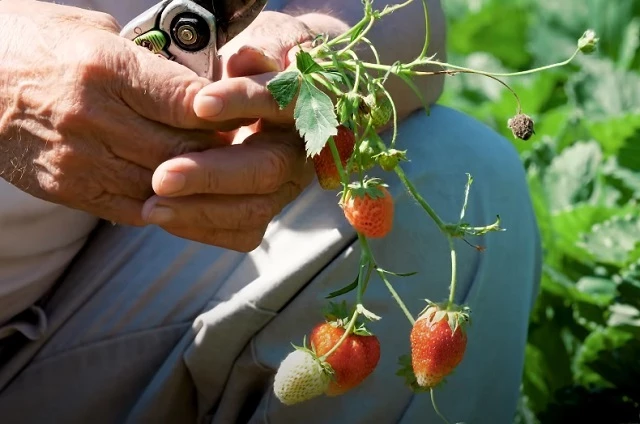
[293,336,336,379]
[416,299,471,335]
[321,301,378,337]
[340,177,389,202]
[375,148,408,171]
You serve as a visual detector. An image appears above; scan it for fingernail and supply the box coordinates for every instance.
[146,206,175,224]
[196,95,224,117]
[159,171,186,194]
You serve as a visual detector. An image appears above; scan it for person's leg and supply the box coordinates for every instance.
[212,105,543,424]
[0,105,541,424]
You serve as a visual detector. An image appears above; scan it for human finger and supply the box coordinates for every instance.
[150,129,308,197]
[141,181,301,230]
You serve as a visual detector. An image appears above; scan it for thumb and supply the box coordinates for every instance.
[117,42,221,130]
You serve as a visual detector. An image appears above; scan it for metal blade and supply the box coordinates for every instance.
[193,0,268,47]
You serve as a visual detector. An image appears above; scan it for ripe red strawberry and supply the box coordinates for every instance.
[273,346,332,405]
[310,321,381,396]
[312,125,356,190]
[341,179,394,238]
[409,301,470,388]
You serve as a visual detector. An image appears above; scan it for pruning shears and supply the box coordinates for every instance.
[120,0,267,80]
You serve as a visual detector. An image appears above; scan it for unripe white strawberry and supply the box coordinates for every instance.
[273,348,332,405]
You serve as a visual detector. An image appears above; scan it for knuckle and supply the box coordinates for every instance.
[204,165,224,193]
[260,146,290,192]
[242,198,276,227]
[92,12,121,32]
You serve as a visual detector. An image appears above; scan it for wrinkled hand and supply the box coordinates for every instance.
[142,12,319,251]
[193,11,317,126]
[0,0,229,226]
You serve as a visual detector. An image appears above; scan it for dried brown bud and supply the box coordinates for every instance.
[507,113,535,141]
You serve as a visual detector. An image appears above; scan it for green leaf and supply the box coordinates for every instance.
[607,303,640,327]
[447,2,532,69]
[573,325,640,397]
[578,213,640,267]
[325,276,358,299]
[295,50,324,74]
[266,71,301,110]
[617,259,640,309]
[293,76,339,157]
[319,71,344,85]
[543,141,603,212]
[588,113,640,157]
[568,55,640,119]
[376,267,418,277]
[575,277,617,304]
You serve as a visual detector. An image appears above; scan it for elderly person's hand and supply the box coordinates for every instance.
[0,0,230,226]
[140,0,447,252]
[140,12,320,252]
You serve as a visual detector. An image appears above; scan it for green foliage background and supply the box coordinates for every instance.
[438,0,640,422]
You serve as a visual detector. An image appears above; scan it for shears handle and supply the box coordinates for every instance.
[120,0,220,80]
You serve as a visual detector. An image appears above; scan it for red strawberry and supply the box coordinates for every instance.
[312,125,356,190]
[409,301,470,388]
[310,321,381,396]
[341,179,394,238]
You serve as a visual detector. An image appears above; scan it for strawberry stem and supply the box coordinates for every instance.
[359,232,416,326]
[319,309,359,361]
[446,236,458,309]
[394,166,447,232]
[376,268,415,325]
[430,388,452,424]
[327,136,349,203]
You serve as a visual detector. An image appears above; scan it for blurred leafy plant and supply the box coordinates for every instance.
[439,0,640,422]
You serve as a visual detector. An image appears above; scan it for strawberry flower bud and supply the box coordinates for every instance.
[578,29,599,54]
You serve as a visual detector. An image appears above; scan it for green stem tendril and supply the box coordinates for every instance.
[310,73,344,97]
[431,389,452,424]
[377,268,415,325]
[358,233,415,325]
[432,48,580,77]
[320,234,373,361]
[327,136,350,203]
[338,16,376,55]
[360,36,382,66]
[394,166,447,231]
[418,0,431,60]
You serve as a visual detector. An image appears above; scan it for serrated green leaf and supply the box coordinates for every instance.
[294,77,339,157]
[266,71,301,110]
[578,214,640,267]
[295,50,323,74]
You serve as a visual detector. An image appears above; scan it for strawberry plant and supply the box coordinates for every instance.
[266,0,599,421]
